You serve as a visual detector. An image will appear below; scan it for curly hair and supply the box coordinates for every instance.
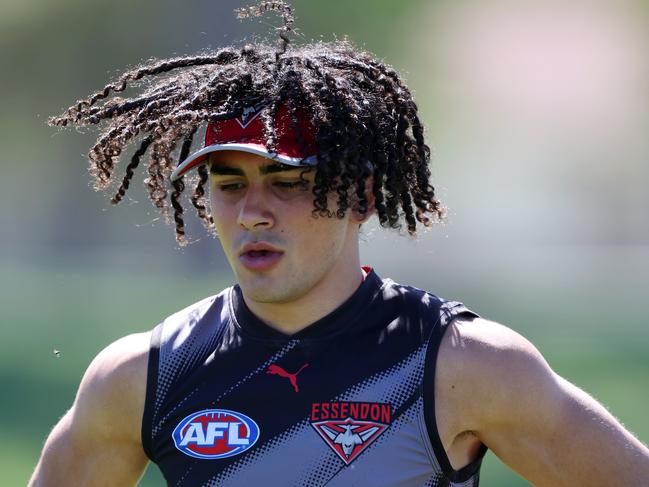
[49,1,444,246]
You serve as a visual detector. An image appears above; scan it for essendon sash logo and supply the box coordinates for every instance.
[310,401,391,465]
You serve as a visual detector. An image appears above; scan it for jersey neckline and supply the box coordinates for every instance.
[230,267,384,342]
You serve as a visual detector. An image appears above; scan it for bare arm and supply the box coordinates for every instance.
[29,332,151,487]
[437,318,649,486]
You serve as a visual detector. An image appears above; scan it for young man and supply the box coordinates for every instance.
[30,3,649,486]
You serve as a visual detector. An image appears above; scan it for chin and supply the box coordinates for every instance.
[236,273,283,301]
[241,284,296,304]
[238,272,314,305]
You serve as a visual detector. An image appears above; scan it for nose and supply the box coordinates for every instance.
[237,183,275,230]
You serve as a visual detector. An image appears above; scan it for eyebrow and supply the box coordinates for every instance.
[209,162,309,176]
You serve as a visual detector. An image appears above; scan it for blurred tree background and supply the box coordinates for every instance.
[1,0,647,485]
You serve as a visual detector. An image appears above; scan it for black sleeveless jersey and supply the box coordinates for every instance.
[142,268,488,486]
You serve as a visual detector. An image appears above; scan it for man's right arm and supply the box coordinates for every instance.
[29,332,151,487]
[437,317,649,486]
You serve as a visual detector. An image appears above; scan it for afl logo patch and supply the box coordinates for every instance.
[172,409,260,459]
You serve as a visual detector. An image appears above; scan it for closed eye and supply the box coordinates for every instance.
[217,182,245,192]
[274,181,305,188]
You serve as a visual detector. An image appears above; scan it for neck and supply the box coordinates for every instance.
[241,245,364,335]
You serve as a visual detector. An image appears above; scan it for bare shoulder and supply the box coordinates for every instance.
[438,315,542,366]
[436,317,649,486]
[29,332,151,486]
[437,316,548,380]
[436,316,556,430]
[81,332,151,398]
[75,331,151,434]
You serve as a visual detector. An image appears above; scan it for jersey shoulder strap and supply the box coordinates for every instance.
[423,299,488,483]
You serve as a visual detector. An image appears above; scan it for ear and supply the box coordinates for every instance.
[351,176,376,224]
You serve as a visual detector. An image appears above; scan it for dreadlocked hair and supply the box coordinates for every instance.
[49,1,444,245]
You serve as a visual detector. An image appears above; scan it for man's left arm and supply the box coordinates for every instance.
[440,317,649,486]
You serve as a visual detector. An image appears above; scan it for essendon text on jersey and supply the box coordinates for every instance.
[310,401,392,464]
[311,401,391,424]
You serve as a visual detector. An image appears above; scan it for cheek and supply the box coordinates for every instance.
[208,185,222,217]
[296,213,349,258]
[208,191,220,228]
[208,191,236,241]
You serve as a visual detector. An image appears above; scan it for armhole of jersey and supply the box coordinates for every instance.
[141,323,162,462]
[423,308,488,483]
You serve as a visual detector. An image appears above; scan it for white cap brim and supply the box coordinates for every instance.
[170,143,318,182]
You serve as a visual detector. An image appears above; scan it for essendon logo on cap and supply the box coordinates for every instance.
[310,401,391,465]
[172,101,318,182]
[235,101,268,129]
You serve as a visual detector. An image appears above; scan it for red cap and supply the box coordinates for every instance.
[170,102,318,181]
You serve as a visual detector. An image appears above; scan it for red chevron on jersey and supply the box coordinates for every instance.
[310,401,391,465]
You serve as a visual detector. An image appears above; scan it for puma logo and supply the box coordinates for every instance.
[266,363,309,393]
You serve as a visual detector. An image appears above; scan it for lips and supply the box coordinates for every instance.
[239,243,284,271]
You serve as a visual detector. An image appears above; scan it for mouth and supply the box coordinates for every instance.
[238,244,284,272]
